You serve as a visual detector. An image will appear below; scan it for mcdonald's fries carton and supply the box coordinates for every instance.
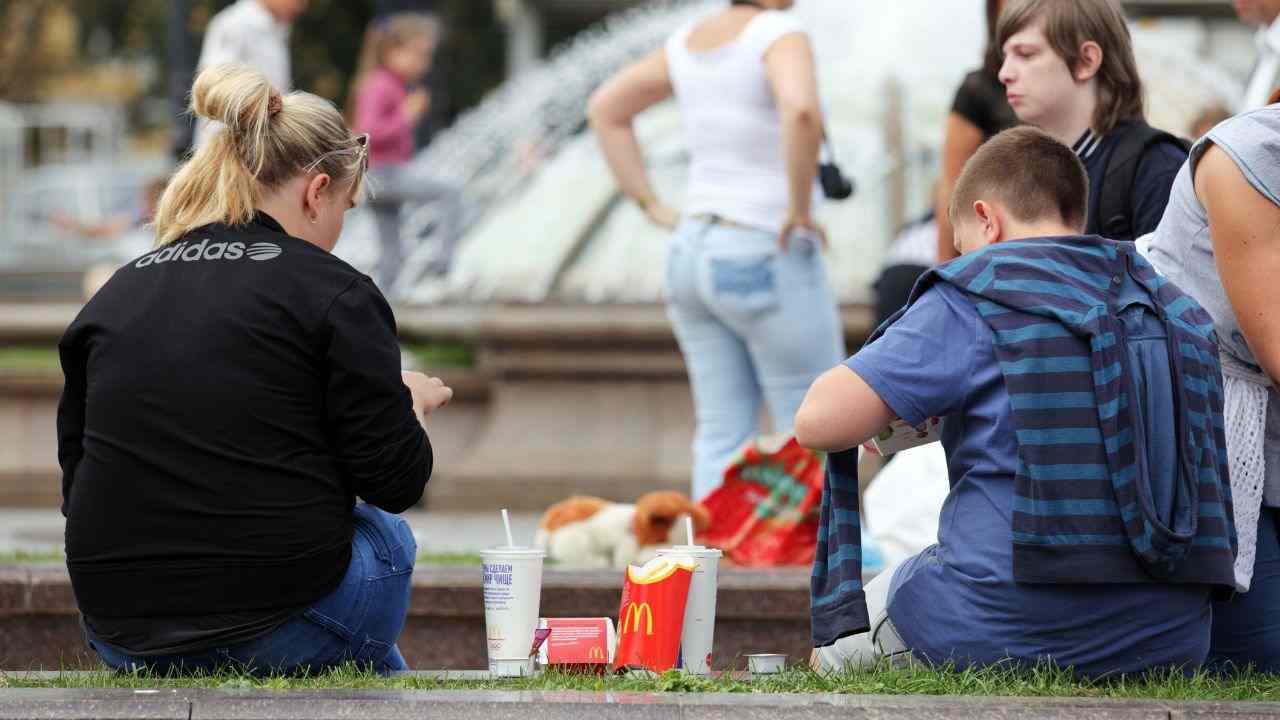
[862,416,942,455]
[536,618,616,673]
[612,555,697,674]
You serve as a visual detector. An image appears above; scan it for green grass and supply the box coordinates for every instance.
[0,347,60,373]
[0,550,65,564]
[0,551,483,566]
[1,663,1279,701]
[403,343,474,370]
[415,552,482,566]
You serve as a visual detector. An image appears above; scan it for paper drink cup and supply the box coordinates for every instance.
[656,545,722,674]
[481,547,545,677]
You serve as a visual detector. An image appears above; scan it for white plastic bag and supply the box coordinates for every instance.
[861,443,950,564]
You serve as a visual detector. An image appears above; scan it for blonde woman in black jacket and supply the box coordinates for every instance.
[58,63,452,675]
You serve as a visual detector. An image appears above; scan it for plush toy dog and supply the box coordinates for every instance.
[534,491,712,569]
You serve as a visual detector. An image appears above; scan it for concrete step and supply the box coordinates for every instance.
[0,564,814,673]
[0,273,84,303]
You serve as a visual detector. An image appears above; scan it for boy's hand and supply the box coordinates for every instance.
[402,371,452,422]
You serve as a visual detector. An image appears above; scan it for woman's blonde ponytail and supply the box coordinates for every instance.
[190,63,278,177]
[153,63,367,247]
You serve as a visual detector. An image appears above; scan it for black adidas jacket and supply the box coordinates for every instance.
[57,212,431,652]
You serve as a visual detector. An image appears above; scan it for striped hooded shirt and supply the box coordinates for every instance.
[811,236,1236,648]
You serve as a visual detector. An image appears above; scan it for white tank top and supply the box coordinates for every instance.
[665,10,809,233]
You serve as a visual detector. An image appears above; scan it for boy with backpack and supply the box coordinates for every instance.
[996,0,1187,241]
[798,127,1235,676]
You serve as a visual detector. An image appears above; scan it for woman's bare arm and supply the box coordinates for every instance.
[1197,144,1280,384]
[935,113,985,263]
[587,48,677,229]
[764,32,824,247]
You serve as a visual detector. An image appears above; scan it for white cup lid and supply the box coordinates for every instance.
[657,545,722,556]
[481,546,546,557]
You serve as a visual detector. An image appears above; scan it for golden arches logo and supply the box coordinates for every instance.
[621,602,654,636]
[588,646,606,660]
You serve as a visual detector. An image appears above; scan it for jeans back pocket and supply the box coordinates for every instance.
[709,254,779,315]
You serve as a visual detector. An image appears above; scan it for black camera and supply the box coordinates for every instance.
[819,162,854,201]
[819,139,854,201]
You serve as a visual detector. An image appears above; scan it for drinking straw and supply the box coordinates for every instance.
[686,516,695,546]
[502,508,515,548]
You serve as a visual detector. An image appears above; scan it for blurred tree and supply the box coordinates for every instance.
[0,1,62,101]
[291,0,503,130]
[63,0,168,61]
[376,0,435,15]
[9,0,508,146]
[432,0,505,130]
[182,0,502,146]
[291,0,375,102]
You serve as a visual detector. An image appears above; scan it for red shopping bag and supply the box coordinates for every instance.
[698,434,825,567]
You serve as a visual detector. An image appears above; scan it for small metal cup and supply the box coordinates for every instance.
[746,653,787,675]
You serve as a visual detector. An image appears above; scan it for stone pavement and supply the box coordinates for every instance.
[0,684,1276,720]
[0,508,542,556]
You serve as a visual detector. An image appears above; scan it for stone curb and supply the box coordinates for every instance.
[0,303,876,346]
[0,687,1278,720]
[0,566,816,671]
[0,566,811,617]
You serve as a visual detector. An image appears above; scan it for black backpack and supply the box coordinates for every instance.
[1096,123,1192,241]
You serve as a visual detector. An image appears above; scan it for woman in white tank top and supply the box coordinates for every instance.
[589,0,844,500]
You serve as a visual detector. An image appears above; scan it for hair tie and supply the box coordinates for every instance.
[267,94,283,117]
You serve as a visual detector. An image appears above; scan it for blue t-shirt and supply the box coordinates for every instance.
[847,283,1212,676]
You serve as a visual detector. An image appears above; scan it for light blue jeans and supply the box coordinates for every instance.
[667,217,845,500]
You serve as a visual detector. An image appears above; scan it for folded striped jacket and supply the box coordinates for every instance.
[811,236,1237,648]
[811,449,868,647]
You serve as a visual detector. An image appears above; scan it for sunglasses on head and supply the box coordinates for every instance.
[303,133,369,174]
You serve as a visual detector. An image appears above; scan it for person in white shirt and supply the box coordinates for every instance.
[1237,0,1280,110]
[194,0,308,146]
[588,0,844,501]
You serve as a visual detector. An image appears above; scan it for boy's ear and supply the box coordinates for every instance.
[1075,41,1103,83]
[974,200,1003,245]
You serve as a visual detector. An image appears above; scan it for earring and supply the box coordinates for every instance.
[309,214,319,225]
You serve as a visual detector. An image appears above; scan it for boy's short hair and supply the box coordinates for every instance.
[949,126,1088,232]
[997,0,1144,135]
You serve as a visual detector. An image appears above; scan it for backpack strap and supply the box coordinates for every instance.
[1097,123,1191,241]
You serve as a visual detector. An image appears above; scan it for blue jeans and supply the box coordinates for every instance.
[666,217,845,500]
[85,503,417,676]
[1209,506,1280,673]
